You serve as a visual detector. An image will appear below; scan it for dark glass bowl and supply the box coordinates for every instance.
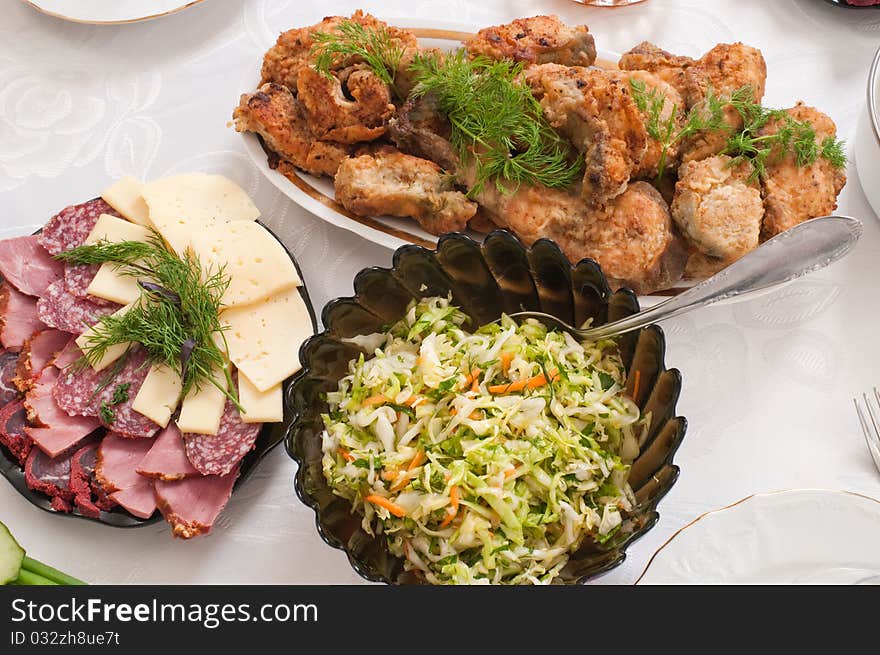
[285,230,686,585]
[0,215,317,527]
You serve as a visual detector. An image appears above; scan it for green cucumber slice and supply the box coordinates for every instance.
[0,521,25,585]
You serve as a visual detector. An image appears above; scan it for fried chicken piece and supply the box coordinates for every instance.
[672,155,763,260]
[609,69,686,179]
[759,103,847,239]
[681,43,767,162]
[526,64,647,206]
[464,15,596,67]
[260,11,417,91]
[296,65,394,143]
[334,150,477,235]
[233,82,351,177]
[618,41,695,98]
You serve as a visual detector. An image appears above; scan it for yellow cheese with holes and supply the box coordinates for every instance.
[131,363,182,428]
[141,174,260,254]
[176,369,227,435]
[220,287,313,392]
[189,221,301,307]
[75,304,134,372]
[101,176,151,226]
[84,214,151,304]
[238,373,282,423]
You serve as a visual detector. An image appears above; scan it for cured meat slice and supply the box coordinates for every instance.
[94,431,154,493]
[137,424,199,480]
[0,351,20,405]
[0,400,31,464]
[110,484,157,519]
[0,283,45,351]
[95,432,156,519]
[0,235,63,297]
[94,350,160,439]
[36,279,120,334]
[24,367,101,457]
[24,446,74,512]
[63,263,114,306]
[39,198,120,256]
[53,337,82,371]
[183,395,261,476]
[14,329,70,390]
[69,442,116,518]
[154,467,239,538]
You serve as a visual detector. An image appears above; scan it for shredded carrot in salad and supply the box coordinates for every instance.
[321,296,643,585]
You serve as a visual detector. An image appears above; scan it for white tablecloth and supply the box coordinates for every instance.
[3,0,880,585]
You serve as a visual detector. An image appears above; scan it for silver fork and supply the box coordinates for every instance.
[853,389,880,474]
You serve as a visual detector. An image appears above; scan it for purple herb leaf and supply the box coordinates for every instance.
[138,280,181,305]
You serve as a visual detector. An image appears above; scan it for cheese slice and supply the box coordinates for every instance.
[238,373,282,423]
[75,304,134,372]
[176,369,228,435]
[141,173,260,254]
[101,176,151,226]
[220,287,313,392]
[131,363,182,428]
[83,214,152,304]
[189,221,301,307]
[84,213,152,246]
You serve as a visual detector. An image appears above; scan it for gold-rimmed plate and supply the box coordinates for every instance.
[23,0,207,25]
[238,20,620,253]
[637,489,880,584]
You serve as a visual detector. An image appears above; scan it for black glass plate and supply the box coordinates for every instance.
[285,230,687,585]
[821,0,880,8]
[0,207,317,527]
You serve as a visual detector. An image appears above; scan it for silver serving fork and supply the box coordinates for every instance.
[854,389,880,474]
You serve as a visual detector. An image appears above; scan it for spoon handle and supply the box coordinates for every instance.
[584,215,862,340]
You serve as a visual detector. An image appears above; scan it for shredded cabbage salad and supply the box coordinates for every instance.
[321,296,645,585]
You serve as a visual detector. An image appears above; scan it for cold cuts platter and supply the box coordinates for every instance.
[0,174,317,537]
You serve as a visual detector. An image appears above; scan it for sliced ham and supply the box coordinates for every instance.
[95,432,157,519]
[154,467,239,539]
[0,399,31,464]
[39,198,119,256]
[14,329,70,390]
[36,279,120,335]
[94,431,154,493]
[24,367,101,457]
[110,484,157,519]
[53,337,82,370]
[0,283,45,351]
[0,235,63,297]
[183,395,261,476]
[0,351,20,405]
[24,446,74,512]
[137,424,199,480]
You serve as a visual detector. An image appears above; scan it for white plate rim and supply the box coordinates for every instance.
[635,488,880,584]
[22,0,207,25]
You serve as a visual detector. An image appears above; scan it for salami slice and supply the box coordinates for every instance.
[183,393,261,476]
[36,279,120,334]
[53,362,103,418]
[94,349,160,439]
[0,399,30,464]
[39,198,120,256]
[63,263,114,306]
[0,350,20,405]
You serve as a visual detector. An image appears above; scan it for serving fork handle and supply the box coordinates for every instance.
[517,215,862,341]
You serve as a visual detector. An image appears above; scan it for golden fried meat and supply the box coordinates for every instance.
[297,65,394,143]
[672,155,763,260]
[759,103,847,239]
[334,150,477,235]
[232,82,350,178]
[260,11,417,91]
[465,15,596,67]
[618,41,695,98]
[526,64,647,206]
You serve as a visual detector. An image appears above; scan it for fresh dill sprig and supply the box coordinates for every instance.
[311,19,404,95]
[57,231,239,409]
[629,78,727,179]
[410,50,583,196]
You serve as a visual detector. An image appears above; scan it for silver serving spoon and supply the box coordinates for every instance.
[509,215,863,341]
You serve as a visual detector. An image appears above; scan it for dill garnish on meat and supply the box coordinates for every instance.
[55,232,239,408]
